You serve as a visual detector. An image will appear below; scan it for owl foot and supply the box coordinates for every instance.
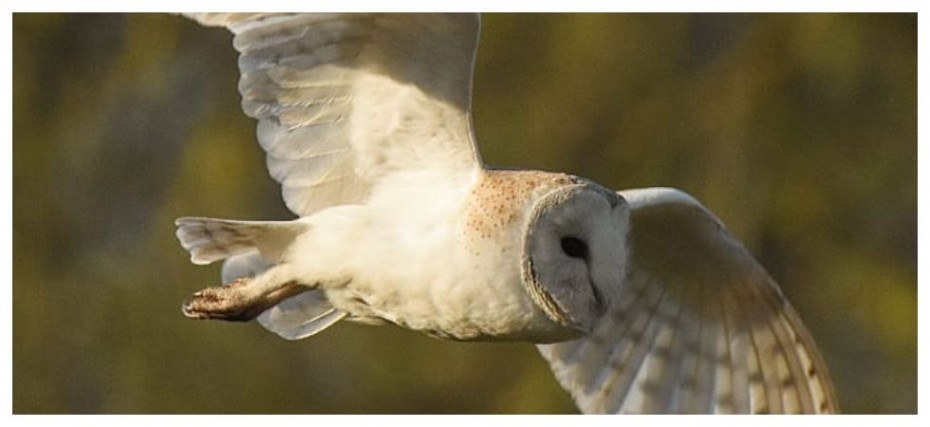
[182,278,307,322]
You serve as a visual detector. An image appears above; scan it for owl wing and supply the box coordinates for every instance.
[537,187,838,414]
[184,13,483,216]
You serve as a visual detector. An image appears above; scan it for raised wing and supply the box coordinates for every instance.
[184,13,483,215]
[537,188,838,414]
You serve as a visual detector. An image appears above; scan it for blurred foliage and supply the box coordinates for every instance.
[12,13,915,414]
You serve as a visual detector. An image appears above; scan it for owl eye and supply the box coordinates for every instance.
[560,236,588,260]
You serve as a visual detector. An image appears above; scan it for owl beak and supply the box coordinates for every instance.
[588,272,608,319]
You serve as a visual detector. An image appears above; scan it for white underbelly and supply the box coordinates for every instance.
[286,169,579,342]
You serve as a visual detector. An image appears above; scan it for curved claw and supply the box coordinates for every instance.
[181,284,260,322]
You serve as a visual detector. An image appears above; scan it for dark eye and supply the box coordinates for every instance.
[560,236,588,260]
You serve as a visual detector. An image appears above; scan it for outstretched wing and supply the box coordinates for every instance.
[537,188,838,414]
[184,13,483,215]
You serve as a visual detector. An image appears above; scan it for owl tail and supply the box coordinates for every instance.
[174,217,305,265]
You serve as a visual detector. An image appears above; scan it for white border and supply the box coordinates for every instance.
[5,1,925,425]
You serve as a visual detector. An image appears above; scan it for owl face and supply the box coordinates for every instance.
[521,183,630,335]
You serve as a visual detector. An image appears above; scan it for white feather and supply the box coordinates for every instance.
[183,13,482,216]
[537,188,838,413]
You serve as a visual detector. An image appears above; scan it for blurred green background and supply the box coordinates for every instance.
[13,13,915,414]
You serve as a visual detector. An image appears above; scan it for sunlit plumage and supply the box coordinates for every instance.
[174,13,838,414]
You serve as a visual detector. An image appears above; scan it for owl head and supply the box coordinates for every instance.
[521,181,630,336]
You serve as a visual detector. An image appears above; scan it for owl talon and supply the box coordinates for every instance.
[182,278,308,322]
[182,279,262,322]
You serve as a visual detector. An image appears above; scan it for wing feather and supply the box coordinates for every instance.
[537,187,838,414]
[679,272,715,412]
[649,267,699,413]
[184,13,482,216]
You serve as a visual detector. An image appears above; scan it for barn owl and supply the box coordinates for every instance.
[174,13,838,414]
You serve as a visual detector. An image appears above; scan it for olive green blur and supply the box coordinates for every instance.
[12,13,915,414]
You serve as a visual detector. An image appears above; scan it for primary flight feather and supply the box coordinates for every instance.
[174,13,838,414]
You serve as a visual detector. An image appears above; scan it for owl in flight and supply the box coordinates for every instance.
[175,13,838,414]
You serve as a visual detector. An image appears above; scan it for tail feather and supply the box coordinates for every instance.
[257,291,347,340]
[221,250,273,283]
[175,217,304,265]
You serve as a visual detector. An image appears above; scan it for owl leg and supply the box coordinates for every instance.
[182,264,309,321]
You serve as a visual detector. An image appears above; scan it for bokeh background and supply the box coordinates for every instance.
[13,13,915,414]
